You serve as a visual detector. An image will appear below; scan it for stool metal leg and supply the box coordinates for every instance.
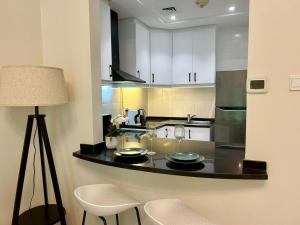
[99,216,107,225]
[134,207,142,225]
[116,214,120,225]
[82,211,87,225]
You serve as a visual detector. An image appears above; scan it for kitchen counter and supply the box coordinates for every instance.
[73,133,267,180]
[121,116,214,130]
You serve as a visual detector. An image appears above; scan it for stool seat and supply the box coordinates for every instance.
[144,199,217,225]
[74,184,141,217]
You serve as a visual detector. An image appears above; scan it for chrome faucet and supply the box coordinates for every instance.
[187,114,196,123]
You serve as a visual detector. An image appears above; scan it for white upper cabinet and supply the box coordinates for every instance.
[136,22,150,83]
[119,19,150,83]
[119,19,217,85]
[172,26,216,85]
[193,26,216,84]
[150,29,173,85]
[172,29,193,84]
[100,0,112,81]
[216,26,248,71]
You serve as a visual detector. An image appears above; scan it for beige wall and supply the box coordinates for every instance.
[39,0,104,224]
[147,87,215,118]
[245,0,300,224]
[0,0,44,224]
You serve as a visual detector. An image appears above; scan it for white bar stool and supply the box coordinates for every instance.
[74,184,142,225]
[144,199,217,225]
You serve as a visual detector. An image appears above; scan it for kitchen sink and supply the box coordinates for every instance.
[184,121,211,126]
[164,120,212,126]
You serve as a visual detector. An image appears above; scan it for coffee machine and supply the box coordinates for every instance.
[127,109,146,126]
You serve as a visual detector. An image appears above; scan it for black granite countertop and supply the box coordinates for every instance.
[73,133,268,180]
[121,116,214,130]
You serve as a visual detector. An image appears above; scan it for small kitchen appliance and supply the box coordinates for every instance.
[127,109,146,126]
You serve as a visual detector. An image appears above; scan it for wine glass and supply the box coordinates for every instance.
[174,125,185,151]
[146,128,157,156]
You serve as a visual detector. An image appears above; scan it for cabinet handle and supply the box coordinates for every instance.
[137,70,140,78]
[189,129,191,139]
[194,73,197,82]
[189,73,191,82]
[165,128,168,138]
[109,65,112,78]
[152,73,155,83]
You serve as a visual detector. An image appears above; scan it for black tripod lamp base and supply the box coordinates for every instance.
[18,204,65,225]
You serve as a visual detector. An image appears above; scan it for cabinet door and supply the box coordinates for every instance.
[100,0,112,81]
[187,127,211,141]
[192,26,216,84]
[156,126,174,139]
[150,30,172,85]
[172,30,193,84]
[136,22,150,83]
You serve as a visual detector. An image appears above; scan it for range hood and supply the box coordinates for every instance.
[110,10,146,83]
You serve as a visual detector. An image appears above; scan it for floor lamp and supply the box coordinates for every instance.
[0,66,68,225]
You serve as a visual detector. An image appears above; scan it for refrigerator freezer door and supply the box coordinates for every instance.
[214,107,246,146]
[216,70,247,107]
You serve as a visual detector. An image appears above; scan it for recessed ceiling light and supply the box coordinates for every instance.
[170,15,176,21]
[234,33,241,38]
[228,6,236,12]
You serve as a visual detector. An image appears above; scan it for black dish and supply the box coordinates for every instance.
[166,161,205,171]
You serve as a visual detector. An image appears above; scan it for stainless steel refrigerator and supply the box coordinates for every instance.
[214,70,247,148]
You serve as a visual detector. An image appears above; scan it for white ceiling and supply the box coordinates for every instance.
[110,0,249,29]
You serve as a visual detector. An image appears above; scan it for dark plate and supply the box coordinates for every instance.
[114,148,148,157]
[166,154,205,165]
[167,152,202,162]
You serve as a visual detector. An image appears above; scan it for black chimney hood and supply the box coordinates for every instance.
[110,10,146,83]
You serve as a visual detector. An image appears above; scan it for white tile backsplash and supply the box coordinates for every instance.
[102,87,215,119]
[147,87,215,118]
[101,87,148,118]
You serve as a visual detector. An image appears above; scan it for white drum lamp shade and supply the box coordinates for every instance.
[0,66,68,106]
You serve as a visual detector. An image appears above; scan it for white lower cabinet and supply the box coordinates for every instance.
[185,127,210,141]
[156,126,174,139]
[156,126,210,141]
